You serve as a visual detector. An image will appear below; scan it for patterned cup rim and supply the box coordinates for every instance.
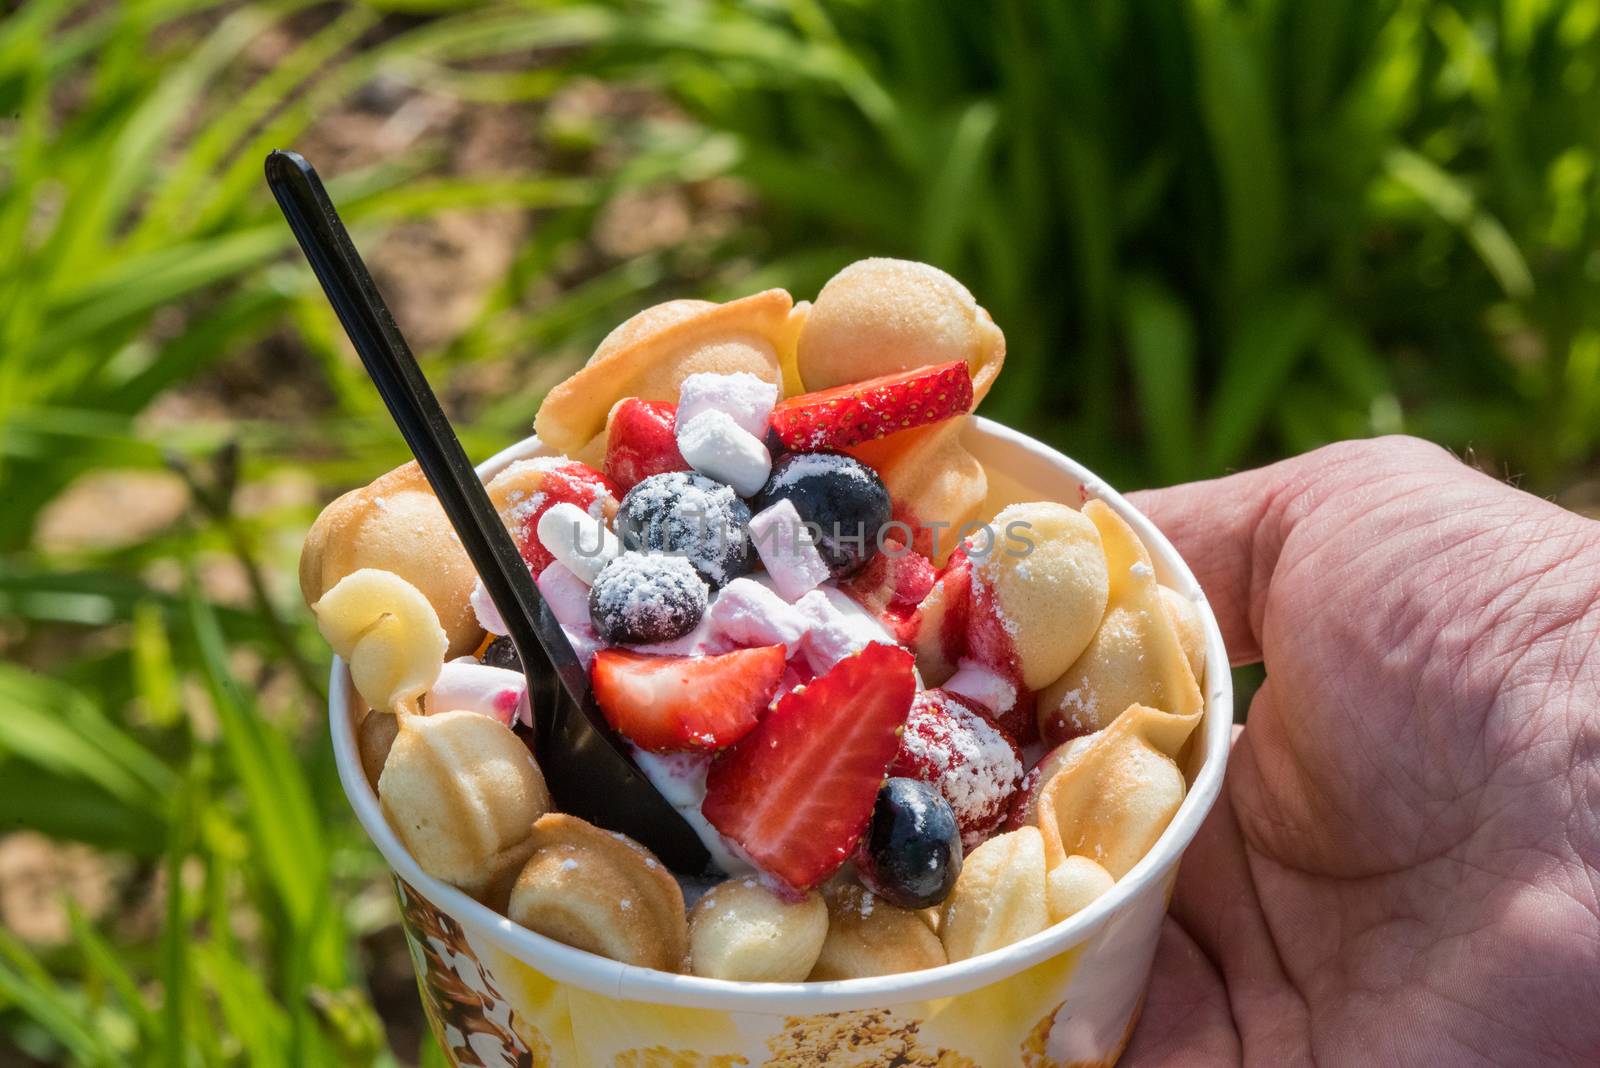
[331,416,1234,1013]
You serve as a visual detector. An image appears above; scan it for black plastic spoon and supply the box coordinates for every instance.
[265,149,710,875]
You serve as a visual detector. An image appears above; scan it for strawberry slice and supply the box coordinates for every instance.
[604,398,689,493]
[505,461,616,573]
[703,642,916,891]
[769,360,974,451]
[591,646,786,753]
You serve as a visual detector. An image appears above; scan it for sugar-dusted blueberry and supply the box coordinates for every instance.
[856,777,963,909]
[589,551,709,646]
[615,471,753,589]
[753,452,891,579]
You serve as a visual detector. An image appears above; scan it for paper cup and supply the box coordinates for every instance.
[331,416,1233,1067]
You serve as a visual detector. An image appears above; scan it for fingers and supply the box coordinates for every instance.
[1128,436,1465,664]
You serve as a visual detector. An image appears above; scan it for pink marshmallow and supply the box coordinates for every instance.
[707,578,810,655]
[425,661,530,728]
[749,498,832,601]
[537,561,594,630]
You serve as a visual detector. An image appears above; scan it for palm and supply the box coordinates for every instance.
[1121,438,1600,1067]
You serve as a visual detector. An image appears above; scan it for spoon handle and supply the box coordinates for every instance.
[263,151,582,696]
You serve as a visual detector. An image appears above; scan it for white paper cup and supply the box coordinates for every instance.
[331,416,1233,1067]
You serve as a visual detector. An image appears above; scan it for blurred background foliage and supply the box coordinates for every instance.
[1,0,1597,1063]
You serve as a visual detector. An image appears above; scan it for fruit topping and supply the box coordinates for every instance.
[677,409,772,497]
[769,360,973,451]
[590,645,785,753]
[890,688,1024,850]
[589,552,709,646]
[702,642,916,892]
[499,461,617,575]
[839,534,935,643]
[855,778,963,909]
[616,472,753,589]
[748,498,833,601]
[604,399,689,494]
[752,453,891,579]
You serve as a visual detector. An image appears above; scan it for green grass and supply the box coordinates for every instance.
[1,0,1597,1064]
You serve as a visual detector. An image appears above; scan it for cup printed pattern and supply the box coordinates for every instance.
[394,875,1167,1067]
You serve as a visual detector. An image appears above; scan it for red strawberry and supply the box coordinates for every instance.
[591,646,786,753]
[604,398,689,493]
[703,642,916,892]
[839,536,936,643]
[504,461,617,573]
[890,688,1024,850]
[769,360,974,451]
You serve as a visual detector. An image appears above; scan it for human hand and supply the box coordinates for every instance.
[1119,437,1600,1067]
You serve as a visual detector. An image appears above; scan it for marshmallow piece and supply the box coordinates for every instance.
[677,371,779,439]
[425,661,530,729]
[536,501,621,584]
[536,561,594,630]
[706,577,810,656]
[796,586,892,674]
[749,498,832,601]
[470,579,507,636]
[943,659,1018,718]
[677,410,772,497]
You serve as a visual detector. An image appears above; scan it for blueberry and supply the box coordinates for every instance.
[481,635,522,672]
[615,472,753,589]
[753,453,891,579]
[589,551,709,645]
[856,777,963,909]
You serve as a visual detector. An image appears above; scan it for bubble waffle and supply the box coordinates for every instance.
[807,883,947,981]
[1034,702,1201,881]
[1037,500,1203,743]
[301,463,482,658]
[939,827,1050,963]
[378,709,551,903]
[686,877,828,982]
[507,813,688,972]
[314,568,447,713]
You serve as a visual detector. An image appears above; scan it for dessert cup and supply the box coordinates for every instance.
[331,416,1233,1067]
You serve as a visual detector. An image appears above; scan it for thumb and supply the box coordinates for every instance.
[1127,436,1465,665]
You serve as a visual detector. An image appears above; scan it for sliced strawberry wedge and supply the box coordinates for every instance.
[604,398,689,493]
[703,642,916,891]
[591,646,786,753]
[769,360,974,451]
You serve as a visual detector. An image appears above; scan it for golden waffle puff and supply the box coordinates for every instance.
[534,290,799,459]
[314,568,448,714]
[1034,702,1201,882]
[507,813,687,972]
[970,501,1110,690]
[300,463,482,659]
[807,883,946,981]
[1038,500,1203,740]
[939,827,1050,963]
[685,877,828,982]
[378,709,551,904]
